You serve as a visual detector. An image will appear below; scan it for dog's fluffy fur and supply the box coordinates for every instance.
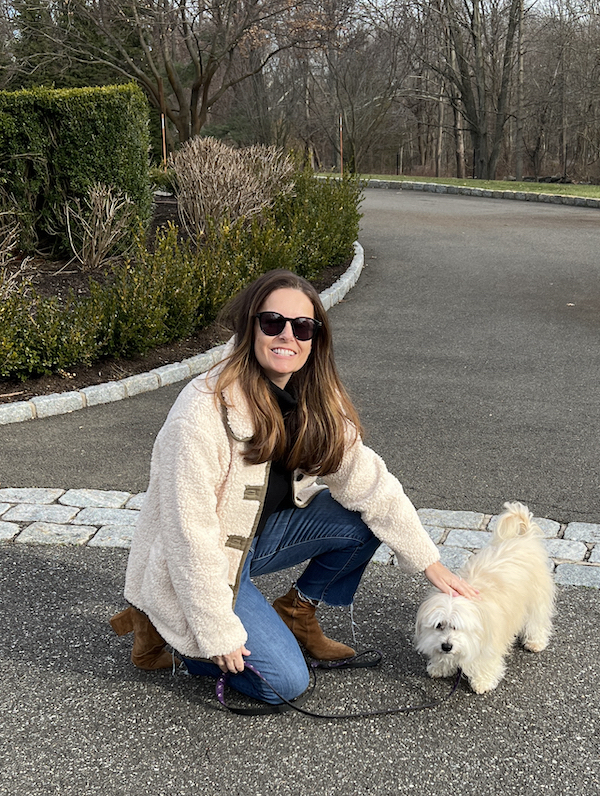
[414,502,555,694]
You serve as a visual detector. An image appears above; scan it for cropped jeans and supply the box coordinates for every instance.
[181,490,380,704]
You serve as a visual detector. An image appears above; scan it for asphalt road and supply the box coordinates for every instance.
[1,188,599,522]
[1,544,599,796]
[333,190,600,523]
[1,189,600,795]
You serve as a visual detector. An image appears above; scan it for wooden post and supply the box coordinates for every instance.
[158,77,168,171]
[161,113,167,172]
[339,114,343,176]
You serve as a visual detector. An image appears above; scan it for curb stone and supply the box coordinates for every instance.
[364,178,600,208]
[0,243,365,426]
[0,488,597,588]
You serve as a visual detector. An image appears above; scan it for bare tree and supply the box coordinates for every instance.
[8,0,600,181]
[424,0,523,179]
[282,0,420,172]
[8,0,316,146]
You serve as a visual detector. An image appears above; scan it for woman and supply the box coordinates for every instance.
[111,269,476,704]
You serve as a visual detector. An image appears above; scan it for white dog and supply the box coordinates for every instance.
[414,502,555,694]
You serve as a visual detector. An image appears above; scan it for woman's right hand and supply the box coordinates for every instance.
[211,645,251,674]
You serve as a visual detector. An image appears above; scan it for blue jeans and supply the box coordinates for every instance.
[181,490,380,704]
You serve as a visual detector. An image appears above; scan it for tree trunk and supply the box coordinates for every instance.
[436,87,445,177]
[515,0,524,180]
[453,102,466,177]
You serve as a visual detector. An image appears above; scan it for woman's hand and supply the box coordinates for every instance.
[211,645,251,674]
[424,561,480,599]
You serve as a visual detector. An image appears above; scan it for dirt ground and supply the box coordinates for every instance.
[0,196,349,403]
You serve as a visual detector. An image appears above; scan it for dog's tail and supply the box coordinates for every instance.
[492,501,542,541]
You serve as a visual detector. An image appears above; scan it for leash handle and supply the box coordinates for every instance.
[216,658,462,719]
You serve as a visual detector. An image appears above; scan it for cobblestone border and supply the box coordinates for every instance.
[0,242,364,426]
[1,488,598,588]
[364,178,600,208]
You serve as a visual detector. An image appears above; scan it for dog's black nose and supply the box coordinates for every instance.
[441,642,453,653]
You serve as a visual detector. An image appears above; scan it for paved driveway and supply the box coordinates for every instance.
[335,189,600,523]
[1,544,599,796]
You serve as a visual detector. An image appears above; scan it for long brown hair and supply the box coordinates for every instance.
[214,270,363,475]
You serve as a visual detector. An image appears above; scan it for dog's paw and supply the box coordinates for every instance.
[468,676,499,694]
[427,659,458,680]
[522,628,551,653]
[523,639,549,653]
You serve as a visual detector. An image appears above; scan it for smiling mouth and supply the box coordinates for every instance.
[272,348,296,357]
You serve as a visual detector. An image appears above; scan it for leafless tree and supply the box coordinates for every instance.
[408,0,523,179]
[520,0,600,181]
[8,0,600,180]
[8,0,318,146]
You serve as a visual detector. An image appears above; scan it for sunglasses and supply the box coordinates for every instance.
[255,311,322,341]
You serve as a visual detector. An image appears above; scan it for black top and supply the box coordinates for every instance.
[254,382,297,537]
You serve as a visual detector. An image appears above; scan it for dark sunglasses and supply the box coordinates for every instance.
[255,311,322,341]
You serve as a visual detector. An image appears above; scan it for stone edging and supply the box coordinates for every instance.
[1,489,598,587]
[364,178,600,208]
[0,242,365,426]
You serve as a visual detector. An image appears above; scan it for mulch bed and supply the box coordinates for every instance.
[0,197,350,404]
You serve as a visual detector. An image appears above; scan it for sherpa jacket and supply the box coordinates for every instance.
[124,371,440,660]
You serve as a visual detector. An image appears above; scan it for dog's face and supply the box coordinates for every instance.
[414,592,483,664]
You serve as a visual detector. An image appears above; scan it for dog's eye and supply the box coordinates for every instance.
[436,623,444,631]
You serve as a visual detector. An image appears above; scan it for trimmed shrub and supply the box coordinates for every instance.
[273,171,362,280]
[0,83,151,253]
[0,285,105,379]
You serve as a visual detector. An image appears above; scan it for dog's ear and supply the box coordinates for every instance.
[414,606,424,639]
[416,594,450,626]
[414,599,435,643]
[414,599,435,633]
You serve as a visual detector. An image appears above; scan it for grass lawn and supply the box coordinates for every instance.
[343,173,600,199]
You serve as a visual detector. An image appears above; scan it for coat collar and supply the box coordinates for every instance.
[207,336,255,442]
[223,380,255,442]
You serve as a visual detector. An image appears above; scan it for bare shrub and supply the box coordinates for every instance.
[65,183,137,269]
[169,137,295,240]
[0,261,29,303]
[0,208,26,303]
[0,209,19,268]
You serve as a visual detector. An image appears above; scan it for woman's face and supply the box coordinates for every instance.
[253,288,315,389]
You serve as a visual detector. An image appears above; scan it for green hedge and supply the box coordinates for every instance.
[0,83,151,253]
[273,171,362,280]
[0,172,362,380]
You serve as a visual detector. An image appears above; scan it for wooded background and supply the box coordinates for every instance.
[3,0,600,181]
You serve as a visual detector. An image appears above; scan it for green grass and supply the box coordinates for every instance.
[333,173,600,199]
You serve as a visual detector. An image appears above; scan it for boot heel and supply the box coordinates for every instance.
[110,607,134,636]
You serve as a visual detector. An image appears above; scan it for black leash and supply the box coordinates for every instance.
[215,651,463,719]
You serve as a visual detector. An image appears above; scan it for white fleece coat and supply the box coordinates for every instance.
[124,371,440,660]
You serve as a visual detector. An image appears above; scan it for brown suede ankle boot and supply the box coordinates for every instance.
[110,606,179,670]
[272,587,355,661]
